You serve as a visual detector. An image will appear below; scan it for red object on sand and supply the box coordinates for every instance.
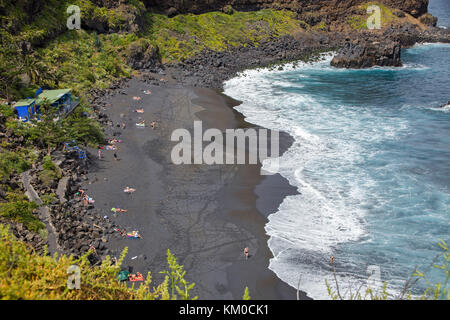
[129,273,144,282]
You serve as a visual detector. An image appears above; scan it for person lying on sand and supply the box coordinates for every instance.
[127,230,142,239]
[129,272,144,282]
[132,96,141,101]
[77,189,85,198]
[114,228,127,237]
[109,139,123,144]
[124,187,136,193]
[136,120,146,127]
[83,194,95,206]
[151,121,157,130]
[134,108,144,113]
[111,207,128,213]
[143,90,151,95]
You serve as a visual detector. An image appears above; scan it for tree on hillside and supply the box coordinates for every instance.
[29,101,65,154]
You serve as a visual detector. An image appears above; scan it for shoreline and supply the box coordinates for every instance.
[52,21,448,300]
[193,87,306,299]
[82,76,309,299]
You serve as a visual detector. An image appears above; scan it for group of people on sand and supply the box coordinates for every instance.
[136,119,158,130]
[132,92,159,130]
[123,186,136,194]
[78,189,95,207]
[111,207,128,213]
[113,228,142,239]
[98,141,122,161]
[129,272,144,282]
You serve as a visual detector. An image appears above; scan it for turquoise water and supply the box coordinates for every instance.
[224,43,450,298]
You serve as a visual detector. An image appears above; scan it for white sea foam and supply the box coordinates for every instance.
[223,57,411,299]
[431,103,450,113]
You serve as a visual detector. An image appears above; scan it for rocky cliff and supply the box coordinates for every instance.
[144,0,429,18]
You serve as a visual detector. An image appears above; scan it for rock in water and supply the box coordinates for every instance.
[331,39,402,69]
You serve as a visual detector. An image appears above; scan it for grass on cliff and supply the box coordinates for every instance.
[8,30,135,100]
[144,9,305,62]
[0,147,35,181]
[0,193,43,233]
[0,224,197,299]
[1,6,305,100]
[0,0,142,100]
[347,2,397,30]
[0,0,144,45]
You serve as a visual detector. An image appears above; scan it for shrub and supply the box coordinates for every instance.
[0,193,43,232]
[0,149,33,180]
[0,225,197,300]
[39,155,62,187]
[326,240,450,300]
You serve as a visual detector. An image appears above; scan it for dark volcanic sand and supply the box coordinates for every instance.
[83,77,309,300]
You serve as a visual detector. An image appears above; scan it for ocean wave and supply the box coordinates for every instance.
[223,47,448,299]
[224,59,374,299]
[431,103,450,113]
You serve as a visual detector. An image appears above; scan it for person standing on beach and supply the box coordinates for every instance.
[244,247,249,260]
[98,148,102,160]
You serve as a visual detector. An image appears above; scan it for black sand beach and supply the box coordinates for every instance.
[82,76,308,300]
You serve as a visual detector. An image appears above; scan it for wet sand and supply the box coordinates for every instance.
[83,77,309,299]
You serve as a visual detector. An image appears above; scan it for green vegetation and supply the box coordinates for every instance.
[413,240,449,300]
[0,0,142,100]
[347,2,397,30]
[0,193,43,232]
[41,193,57,206]
[313,21,327,31]
[0,225,196,299]
[38,155,62,187]
[35,31,135,97]
[160,249,198,300]
[4,102,104,150]
[347,16,368,30]
[1,1,305,100]
[243,286,251,300]
[0,148,35,181]
[326,240,449,300]
[145,9,304,62]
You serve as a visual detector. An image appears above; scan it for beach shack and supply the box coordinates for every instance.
[13,98,36,121]
[13,88,80,121]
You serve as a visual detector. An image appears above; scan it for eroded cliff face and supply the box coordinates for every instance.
[143,0,429,18]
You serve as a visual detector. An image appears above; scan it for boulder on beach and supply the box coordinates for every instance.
[126,39,161,70]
